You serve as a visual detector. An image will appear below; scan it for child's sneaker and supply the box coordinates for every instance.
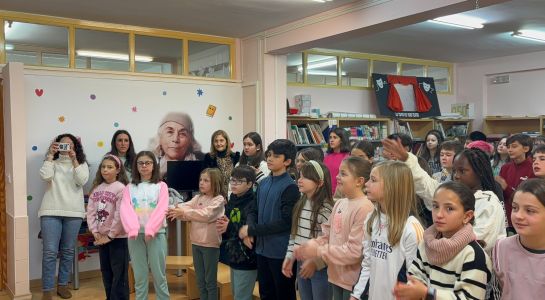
[57,285,72,299]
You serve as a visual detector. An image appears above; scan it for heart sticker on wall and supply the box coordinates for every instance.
[35,89,44,97]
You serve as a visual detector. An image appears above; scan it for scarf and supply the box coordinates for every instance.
[424,223,476,265]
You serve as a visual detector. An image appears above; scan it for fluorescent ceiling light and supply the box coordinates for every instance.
[511,30,545,43]
[313,0,333,3]
[429,14,484,29]
[76,50,153,62]
[307,70,346,76]
[5,44,14,51]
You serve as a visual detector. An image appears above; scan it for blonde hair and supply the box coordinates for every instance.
[366,160,417,247]
[201,168,225,198]
[209,129,232,157]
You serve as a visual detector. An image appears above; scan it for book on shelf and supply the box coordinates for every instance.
[287,124,327,145]
[395,122,413,139]
[435,123,446,138]
[342,124,387,141]
[445,124,468,137]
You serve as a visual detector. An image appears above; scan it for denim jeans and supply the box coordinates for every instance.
[297,261,331,300]
[41,216,83,291]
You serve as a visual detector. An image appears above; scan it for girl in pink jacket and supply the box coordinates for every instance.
[120,151,170,300]
[168,168,226,300]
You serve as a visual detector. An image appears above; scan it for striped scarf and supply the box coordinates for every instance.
[424,223,476,265]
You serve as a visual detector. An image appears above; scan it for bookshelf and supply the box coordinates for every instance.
[286,116,390,147]
[395,119,435,141]
[434,118,473,139]
[483,116,544,138]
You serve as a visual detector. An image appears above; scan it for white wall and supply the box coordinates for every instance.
[287,85,456,118]
[24,69,243,279]
[457,50,545,130]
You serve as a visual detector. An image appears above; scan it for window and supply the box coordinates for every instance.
[188,41,230,78]
[4,21,69,67]
[341,57,369,87]
[401,63,424,77]
[75,29,129,71]
[287,52,303,83]
[135,35,183,75]
[307,54,337,86]
[428,66,450,92]
[373,60,398,75]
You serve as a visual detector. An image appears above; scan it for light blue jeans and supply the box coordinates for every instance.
[230,268,257,300]
[40,216,82,291]
[297,261,331,300]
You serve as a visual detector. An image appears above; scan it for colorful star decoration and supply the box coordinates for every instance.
[197,89,204,97]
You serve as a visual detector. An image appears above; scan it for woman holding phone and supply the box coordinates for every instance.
[39,133,89,300]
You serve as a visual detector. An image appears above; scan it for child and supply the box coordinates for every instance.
[108,129,137,180]
[216,165,257,300]
[237,132,270,184]
[533,145,545,179]
[419,129,443,174]
[240,139,300,300]
[283,160,335,300]
[39,133,89,300]
[393,181,492,300]
[497,134,535,231]
[431,140,463,183]
[167,168,225,300]
[294,157,374,300]
[120,151,169,300]
[491,136,509,177]
[295,147,325,172]
[204,129,241,195]
[350,140,375,164]
[464,130,487,148]
[351,161,423,300]
[324,127,351,193]
[87,155,130,300]
[382,138,506,252]
[491,178,545,299]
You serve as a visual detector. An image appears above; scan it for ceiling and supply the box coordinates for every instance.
[0,0,356,38]
[319,0,545,62]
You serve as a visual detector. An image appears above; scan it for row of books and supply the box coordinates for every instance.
[345,124,388,141]
[288,124,327,145]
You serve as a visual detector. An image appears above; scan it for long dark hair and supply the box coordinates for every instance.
[326,127,351,154]
[492,136,509,168]
[132,151,161,185]
[291,161,334,238]
[419,129,443,162]
[239,132,265,167]
[109,130,136,172]
[53,133,87,164]
[456,148,501,198]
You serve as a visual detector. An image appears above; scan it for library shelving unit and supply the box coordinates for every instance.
[483,116,544,138]
[396,118,435,141]
[434,118,473,139]
[286,116,390,148]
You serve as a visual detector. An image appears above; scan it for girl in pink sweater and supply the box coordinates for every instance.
[120,151,170,300]
[491,178,545,299]
[324,127,351,193]
[167,168,226,300]
[87,154,130,300]
[294,157,374,300]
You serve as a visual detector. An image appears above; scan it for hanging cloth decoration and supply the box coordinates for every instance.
[386,75,433,112]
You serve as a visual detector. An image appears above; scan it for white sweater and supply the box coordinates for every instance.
[352,214,423,300]
[404,152,506,252]
[39,156,89,218]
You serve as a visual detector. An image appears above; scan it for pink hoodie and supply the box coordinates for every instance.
[120,181,169,239]
[180,194,225,248]
[87,181,127,238]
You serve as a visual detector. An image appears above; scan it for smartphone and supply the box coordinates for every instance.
[58,143,71,151]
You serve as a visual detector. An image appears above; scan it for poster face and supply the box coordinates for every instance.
[372,73,441,119]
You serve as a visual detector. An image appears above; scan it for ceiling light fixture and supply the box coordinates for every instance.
[313,0,333,3]
[76,50,153,62]
[511,30,545,43]
[428,14,484,29]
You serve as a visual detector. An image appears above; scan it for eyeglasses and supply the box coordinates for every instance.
[229,178,248,186]
[137,161,153,167]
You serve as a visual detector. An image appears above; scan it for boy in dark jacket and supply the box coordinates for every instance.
[239,139,299,300]
[217,165,257,300]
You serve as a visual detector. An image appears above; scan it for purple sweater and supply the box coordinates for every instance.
[324,152,349,192]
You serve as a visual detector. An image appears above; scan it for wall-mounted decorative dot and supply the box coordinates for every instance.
[27,195,33,201]
[114,122,119,127]
[131,106,137,112]
[58,116,65,123]
[90,94,96,100]
[32,145,38,151]
[97,141,104,148]
[162,91,167,96]
[228,116,232,120]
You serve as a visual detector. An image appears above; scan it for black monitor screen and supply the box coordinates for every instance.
[166,161,206,191]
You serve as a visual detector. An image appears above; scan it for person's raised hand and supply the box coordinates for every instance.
[381,138,409,162]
